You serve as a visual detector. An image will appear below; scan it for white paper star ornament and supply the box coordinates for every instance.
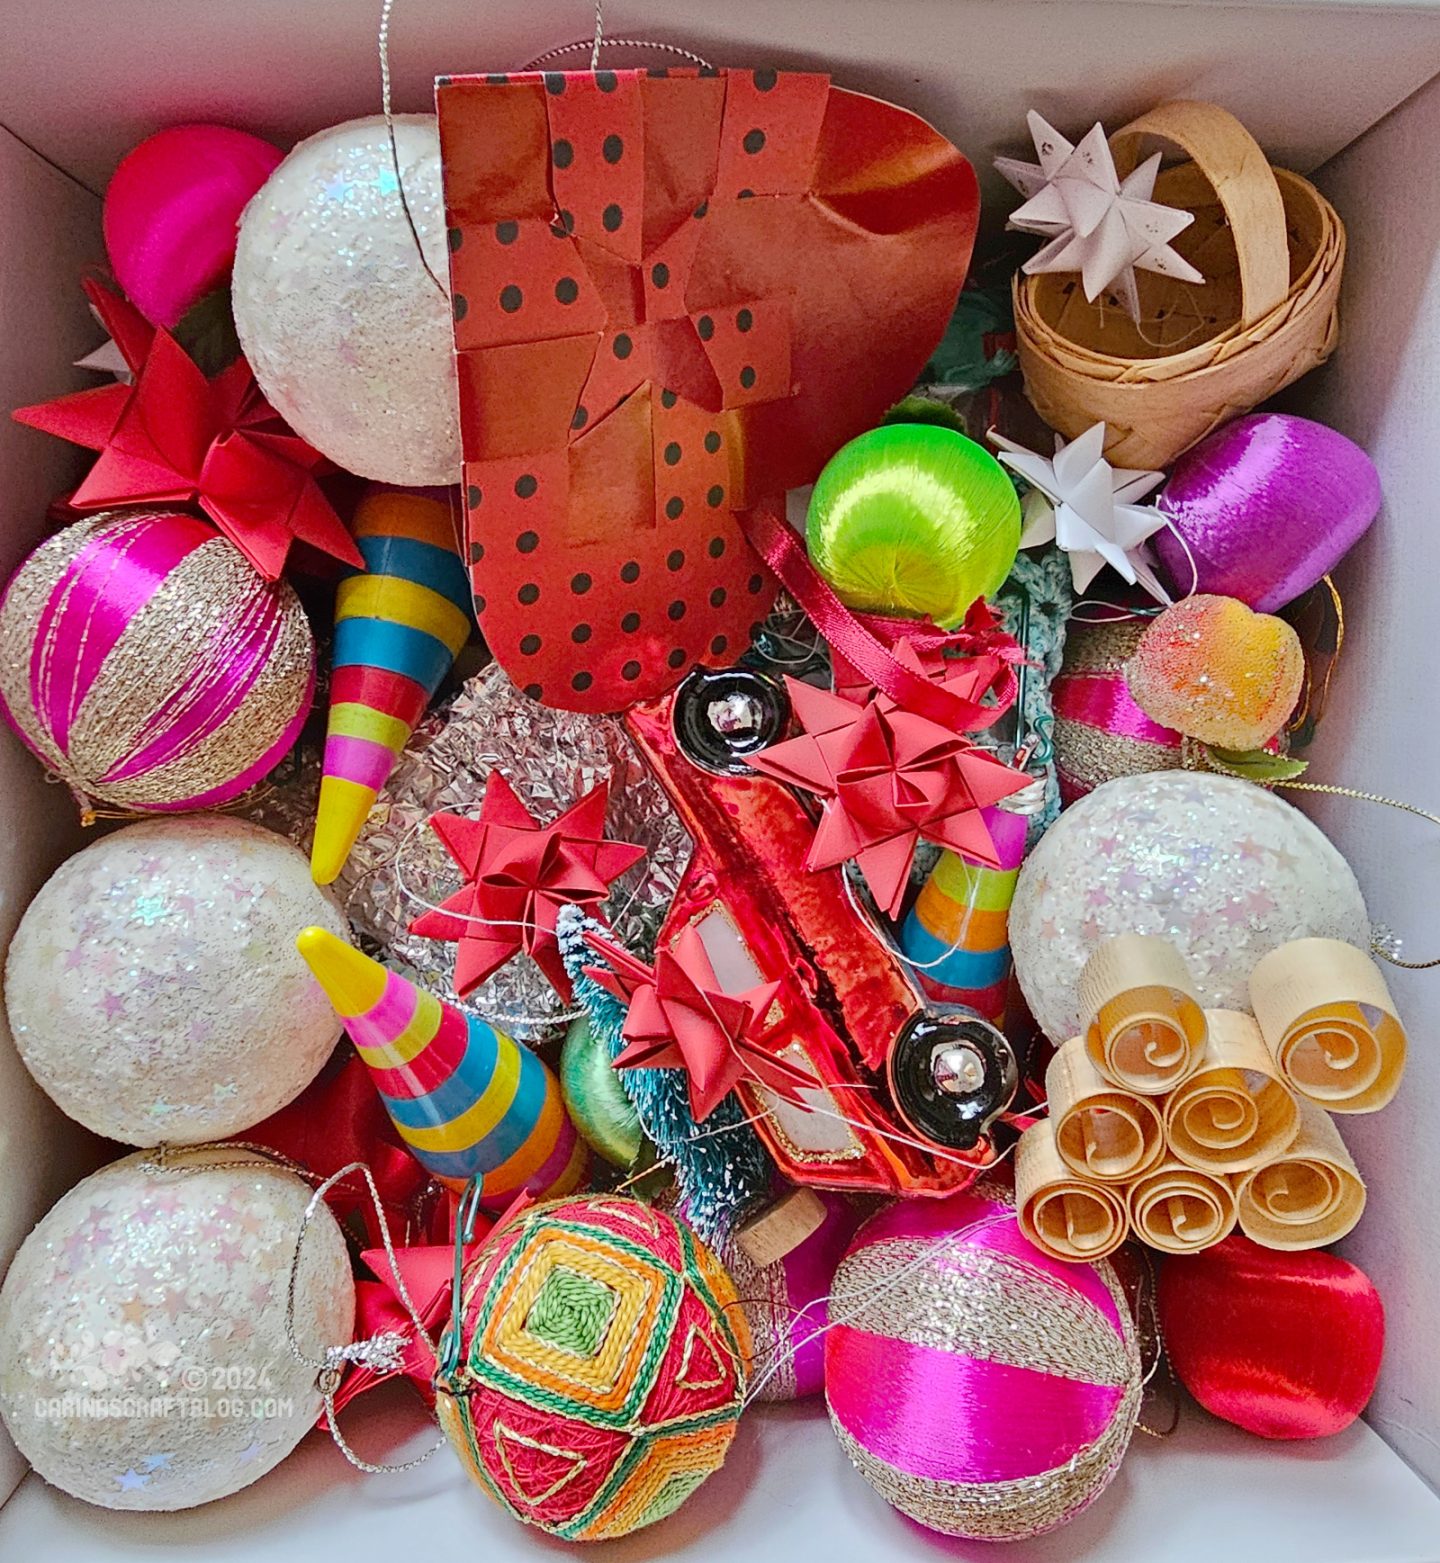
[991,422,1172,602]
[995,111,1203,322]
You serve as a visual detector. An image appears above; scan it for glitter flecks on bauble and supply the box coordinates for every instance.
[4,816,349,1144]
[1010,771,1370,1042]
[232,114,461,485]
[0,1147,355,1511]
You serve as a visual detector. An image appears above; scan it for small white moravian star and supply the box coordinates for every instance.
[995,111,1203,322]
[990,422,1173,604]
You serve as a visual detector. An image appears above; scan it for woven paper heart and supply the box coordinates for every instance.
[436,67,978,711]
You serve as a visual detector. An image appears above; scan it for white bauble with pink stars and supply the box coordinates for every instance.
[0,1146,354,1510]
[1011,771,1369,1042]
[4,816,346,1144]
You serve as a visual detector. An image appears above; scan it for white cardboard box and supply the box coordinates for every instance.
[1,3,1439,1558]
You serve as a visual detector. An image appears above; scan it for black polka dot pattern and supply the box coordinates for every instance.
[450,71,787,709]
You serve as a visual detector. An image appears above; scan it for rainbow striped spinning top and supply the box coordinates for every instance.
[297,927,587,1205]
[311,486,471,885]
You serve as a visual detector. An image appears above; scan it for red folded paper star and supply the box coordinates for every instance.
[13,279,361,581]
[584,924,818,1122]
[410,773,645,1001]
[746,646,1031,918]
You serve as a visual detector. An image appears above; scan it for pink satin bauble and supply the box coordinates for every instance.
[104,124,283,327]
[1153,414,1381,612]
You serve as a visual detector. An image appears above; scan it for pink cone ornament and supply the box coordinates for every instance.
[311,485,471,884]
[104,124,283,328]
[0,509,314,816]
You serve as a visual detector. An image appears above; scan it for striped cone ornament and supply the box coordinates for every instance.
[901,805,1027,1022]
[312,486,471,884]
[296,926,586,1205]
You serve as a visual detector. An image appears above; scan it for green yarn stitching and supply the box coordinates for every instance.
[524,1267,619,1359]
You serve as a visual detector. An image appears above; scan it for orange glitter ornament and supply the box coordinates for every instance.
[1125,595,1304,751]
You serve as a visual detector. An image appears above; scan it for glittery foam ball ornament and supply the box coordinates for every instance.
[0,1146,355,1510]
[825,1186,1141,1541]
[4,816,348,1144]
[1010,772,1369,1043]
[0,510,315,816]
[232,114,460,486]
[435,1195,750,1541]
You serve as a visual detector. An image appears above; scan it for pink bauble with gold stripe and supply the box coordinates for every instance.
[825,1185,1141,1541]
[0,510,314,816]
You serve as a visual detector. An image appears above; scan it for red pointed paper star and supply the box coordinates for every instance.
[12,279,361,581]
[410,773,645,1001]
[746,646,1031,918]
[584,925,819,1122]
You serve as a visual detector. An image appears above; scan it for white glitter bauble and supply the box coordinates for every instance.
[0,1147,355,1511]
[1011,772,1369,1042]
[232,114,459,485]
[4,816,347,1144]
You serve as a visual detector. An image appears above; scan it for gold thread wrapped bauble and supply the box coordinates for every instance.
[0,510,314,816]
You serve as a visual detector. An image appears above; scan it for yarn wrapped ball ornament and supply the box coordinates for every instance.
[435,66,978,711]
[0,510,314,817]
[435,1195,751,1541]
[825,1186,1141,1540]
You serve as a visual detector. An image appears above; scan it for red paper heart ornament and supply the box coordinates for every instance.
[1157,1235,1384,1440]
[436,67,978,711]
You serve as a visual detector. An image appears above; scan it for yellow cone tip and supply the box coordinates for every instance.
[310,776,381,885]
[296,926,388,1017]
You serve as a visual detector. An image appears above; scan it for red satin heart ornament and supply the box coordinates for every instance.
[1157,1235,1385,1440]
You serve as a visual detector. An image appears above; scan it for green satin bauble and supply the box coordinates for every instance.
[806,423,1021,627]
[559,1016,646,1168]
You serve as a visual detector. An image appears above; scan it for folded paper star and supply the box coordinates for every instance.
[746,650,1032,918]
[992,422,1171,603]
[410,773,645,1001]
[584,925,818,1123]
[13,279,360,581]
[995,111,1202,323]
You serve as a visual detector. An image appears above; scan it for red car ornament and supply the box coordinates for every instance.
[622,667,1019,1196]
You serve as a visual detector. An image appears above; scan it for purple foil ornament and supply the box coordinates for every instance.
[1154,414,1381,612]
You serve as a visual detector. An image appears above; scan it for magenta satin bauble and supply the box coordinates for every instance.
[1153,414,1381,612]
[104,124,283,328]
